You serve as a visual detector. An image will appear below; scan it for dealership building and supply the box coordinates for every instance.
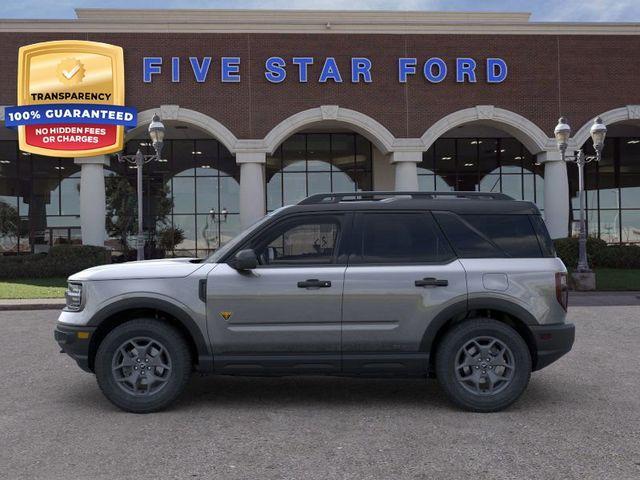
[0,8,639,255]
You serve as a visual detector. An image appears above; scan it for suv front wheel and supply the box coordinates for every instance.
[95,319,192,413]
[435,318,532,412]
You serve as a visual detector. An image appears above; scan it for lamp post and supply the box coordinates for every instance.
[554,116,607,273]
[117,113,166,261]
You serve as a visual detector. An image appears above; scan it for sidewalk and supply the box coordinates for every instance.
[1,292,640,311]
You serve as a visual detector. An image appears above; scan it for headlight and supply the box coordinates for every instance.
[65,282,83,311]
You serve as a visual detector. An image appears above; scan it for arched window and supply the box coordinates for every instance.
[266,133,373,211]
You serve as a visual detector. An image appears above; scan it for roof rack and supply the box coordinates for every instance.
[298,191,512,205]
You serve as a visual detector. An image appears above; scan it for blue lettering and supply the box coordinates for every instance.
[487,58,508,83]
[319,57,342,83]
[456,58,477,83]
[424,58,447,83]
[171,57,180,83]
[143,57,162,83]
[292,57,314,82]
[398,58,417,83]
[221,57,241,83]
[265,56,287,83]
[351,57,372,83]
[189,57,211,83]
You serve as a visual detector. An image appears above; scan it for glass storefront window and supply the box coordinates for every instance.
[266,133,373,211]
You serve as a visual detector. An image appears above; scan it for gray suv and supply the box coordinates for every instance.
[54,191,574,413]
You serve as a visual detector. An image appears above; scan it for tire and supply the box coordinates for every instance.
[435,318,531,412]
[95,319,192,413]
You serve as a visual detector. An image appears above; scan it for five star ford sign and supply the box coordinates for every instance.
[4,40,137,157]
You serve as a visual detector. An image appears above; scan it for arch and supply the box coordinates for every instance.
[263,105,396,155]
[127,106,239,154]
[572,105,640,148]
[420,105,552,154]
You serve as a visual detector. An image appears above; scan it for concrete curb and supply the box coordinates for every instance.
[0,299,65,311]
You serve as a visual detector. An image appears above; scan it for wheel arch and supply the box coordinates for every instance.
[86,298,213,373]
[423,298,539,373]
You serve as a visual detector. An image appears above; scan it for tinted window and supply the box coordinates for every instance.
[461,214,543,257]
[356,213,454,264]
[434,212,503,258]
[256,218,340,265]
[530,215,556,257]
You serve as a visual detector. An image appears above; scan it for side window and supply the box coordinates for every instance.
[356,212,454,264]
[433,212,504,258]
[461,214,543,258]
[255,218,340,266]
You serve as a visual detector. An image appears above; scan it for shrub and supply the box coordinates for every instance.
[554,237,640,269]
[0,245,110,279]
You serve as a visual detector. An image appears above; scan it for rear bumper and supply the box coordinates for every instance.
[531,322,575,371]
[54,323,96,373]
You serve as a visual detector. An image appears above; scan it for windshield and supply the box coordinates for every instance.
[206,207,290,263]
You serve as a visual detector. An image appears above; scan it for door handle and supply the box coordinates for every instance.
[297,279,332,288]
[415,277,448,287]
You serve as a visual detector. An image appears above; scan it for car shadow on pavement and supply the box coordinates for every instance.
[61,372,567,413]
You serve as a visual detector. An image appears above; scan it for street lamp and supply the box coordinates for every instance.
[117,113,166,261]
[554,116,607,273]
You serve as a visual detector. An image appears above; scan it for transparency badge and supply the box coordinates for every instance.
[5,40,136,157]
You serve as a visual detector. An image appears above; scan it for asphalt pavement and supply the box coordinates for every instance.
[0,307,639,480]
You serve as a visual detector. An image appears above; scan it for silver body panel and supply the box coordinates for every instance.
[461,257,567,326]
[206,263,345,354]
[341,261,468,352]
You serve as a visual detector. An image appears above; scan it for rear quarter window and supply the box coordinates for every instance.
[461,214,544,258]
[434,212,549,258]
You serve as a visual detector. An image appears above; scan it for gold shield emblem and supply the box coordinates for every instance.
[16,40,125,157]
[219,311,233,321]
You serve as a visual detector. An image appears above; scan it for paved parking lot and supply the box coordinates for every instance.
[1,307,639,480]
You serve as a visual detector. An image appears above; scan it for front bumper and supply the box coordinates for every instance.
[530,322,575,371]
[54,323,96,373]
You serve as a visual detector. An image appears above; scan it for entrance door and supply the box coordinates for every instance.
[207,213,350,374]
[341,211,468,374]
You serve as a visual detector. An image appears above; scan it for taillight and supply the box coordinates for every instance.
[555,272,568,311]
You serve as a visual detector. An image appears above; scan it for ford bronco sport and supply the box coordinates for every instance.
[55,191,574,413]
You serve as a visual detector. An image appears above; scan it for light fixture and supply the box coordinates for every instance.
[590,116,607,154]
[500,149,505,152]
[554,117,571,153]
[441,156,453,160]
[514,156,523,160]
[54,166,65,170]
[0,160,10,164]
[200,165,211,169]
[627,139,640,144]
[192,151,203,155]
[221,207,229,222]
[147,113,165,157]
[464,163,474,167]
[470,140,483,145]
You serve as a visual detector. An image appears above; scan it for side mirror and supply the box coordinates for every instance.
[231,249,258,271]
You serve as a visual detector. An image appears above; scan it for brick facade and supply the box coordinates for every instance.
[0,31,638,140]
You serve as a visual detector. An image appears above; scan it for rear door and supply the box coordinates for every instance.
[341,211,468,374]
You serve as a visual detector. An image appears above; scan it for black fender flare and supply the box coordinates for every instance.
[420,297,539,354]
[88,297,213,372]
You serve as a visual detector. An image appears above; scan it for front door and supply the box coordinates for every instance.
[341,211,468,374]
[207,213,350,374]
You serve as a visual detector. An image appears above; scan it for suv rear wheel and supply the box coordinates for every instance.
[435,318,531,412]
[95,319,192,413]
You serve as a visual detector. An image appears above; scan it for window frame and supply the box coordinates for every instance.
[348,210,457,266]
[232,212,353,268]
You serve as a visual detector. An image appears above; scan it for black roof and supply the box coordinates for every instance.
[275,191,540,217]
